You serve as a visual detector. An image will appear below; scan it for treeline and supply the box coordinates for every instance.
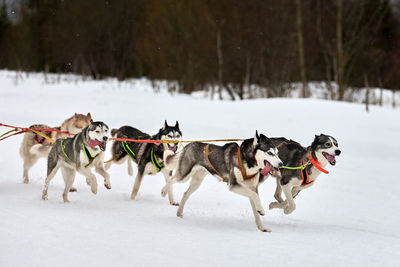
[0,0,399,100]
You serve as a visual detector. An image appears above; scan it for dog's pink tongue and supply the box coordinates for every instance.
[260,162,272,176]
[89,139,105,148]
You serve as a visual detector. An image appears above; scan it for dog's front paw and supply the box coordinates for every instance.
[91,184,98,195]
[161,186,168,198]
[177,210,183,218]
[23,178,29,184]
[170,201,179,206]
[41,194,48,201]
[104,183,111,190]
[130,191,138,200]
[258,226,272,232]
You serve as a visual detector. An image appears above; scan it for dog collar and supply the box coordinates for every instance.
[308,153,329,174]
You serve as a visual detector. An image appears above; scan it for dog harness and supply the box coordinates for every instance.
[82,143,100,168]
[300,158,313,185]
[300,154,329,185]
[150,148,164,172]
[61,139,73,162]
[204,144,258,183]
[204,144,228,182]
[61,139,100,168]
[122,141,136,161]
[236,147,258,180]
[121,141,163,172]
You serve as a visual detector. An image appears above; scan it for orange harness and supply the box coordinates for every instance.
[204,145,258,183]
[301,154,329,185]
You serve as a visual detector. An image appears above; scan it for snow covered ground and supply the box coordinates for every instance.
[0,71,399,267]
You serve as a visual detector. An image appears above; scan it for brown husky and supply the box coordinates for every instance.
[19,113,92,184]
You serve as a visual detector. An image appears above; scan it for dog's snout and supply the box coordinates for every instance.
[278,162,283,168]
[103,136,108,142]
[335,149,341,156]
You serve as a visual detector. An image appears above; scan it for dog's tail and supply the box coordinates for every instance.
[163,150,181,171]
[111,128,118,137]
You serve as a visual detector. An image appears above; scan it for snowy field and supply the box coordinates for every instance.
[0,71,399,267]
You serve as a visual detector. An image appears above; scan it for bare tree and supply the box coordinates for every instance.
[295,0,308,98]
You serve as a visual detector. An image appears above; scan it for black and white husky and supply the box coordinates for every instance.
[41,121,110,202]
[163,131,283,232]
[268,134,341,214]
[105,121,182,205]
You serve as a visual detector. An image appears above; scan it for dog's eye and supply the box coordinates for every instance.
[95,131,100,133]
[325,142,331,147]
[267,152,273,156]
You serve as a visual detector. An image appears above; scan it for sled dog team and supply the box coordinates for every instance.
[19,113,341,232]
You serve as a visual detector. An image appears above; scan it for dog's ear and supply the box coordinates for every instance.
[90,119,93,124]
[260,133,266,139]
[253,130,259,147]
[175,121,179,129]
[163,120,168,130]
[87,112,92,119]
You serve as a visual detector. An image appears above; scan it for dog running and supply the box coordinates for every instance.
[163,131,283,232]
[268,134,341,214]
[41,120,110,202]
[105,120,182,205]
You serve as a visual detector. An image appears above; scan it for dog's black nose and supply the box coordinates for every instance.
[278,162,283,168]
[335,150,341,156]
[103,136,108,141]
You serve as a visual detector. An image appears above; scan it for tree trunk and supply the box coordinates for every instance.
[295,0,307,98]
[393,89,396,109]
[376,68,383,106]
[337,0,345,101]
[244,52,251,99]
[364,73,369,112]
[217,27,224,100]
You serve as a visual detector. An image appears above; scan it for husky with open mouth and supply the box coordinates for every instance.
[41,121,110,202]
[268,134,341,214]
[105,120,182,205]
[163,131,283,232]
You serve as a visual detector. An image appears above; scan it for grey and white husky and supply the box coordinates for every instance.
[42,121,110,202]
[105,120,182,205]
[268,134,341,214]
[163,131,283,232]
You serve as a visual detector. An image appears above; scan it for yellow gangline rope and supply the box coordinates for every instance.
[29,129,55,144]
[0,128,18,138]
